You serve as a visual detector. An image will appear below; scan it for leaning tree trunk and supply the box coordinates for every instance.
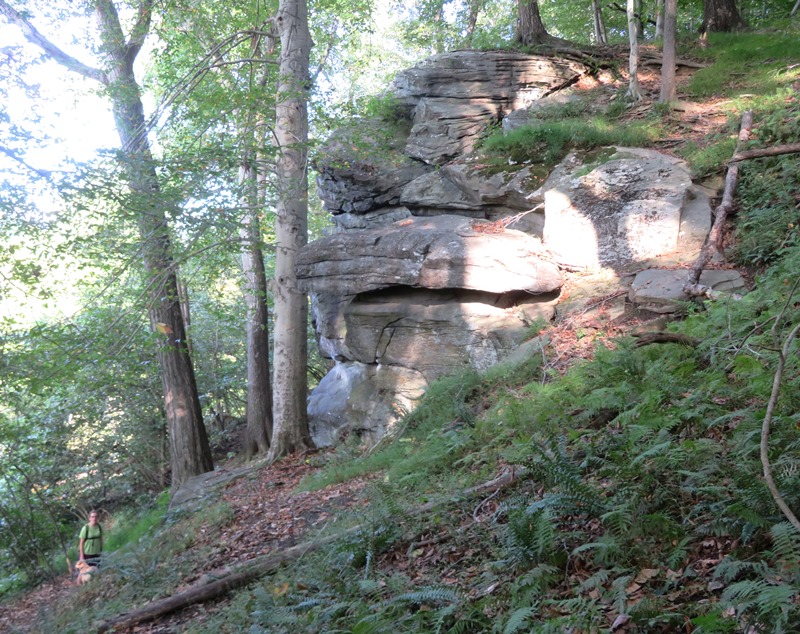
[268,0,314,461]
[516,0,549,46]
[701,0,746,33]
[0,0,216,487]
[94,0,214,486]
[659,0,677,102]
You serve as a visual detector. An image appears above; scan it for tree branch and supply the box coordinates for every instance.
[760,281,800,532]
[0,1,107,84]
[126,0,154,62]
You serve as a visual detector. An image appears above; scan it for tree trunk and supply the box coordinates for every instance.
[240,159,273,457]
[463,0,483,48]
[626,0,643,101]
[701,0,746,33]
[268,0,314,461]
[0,0,216,487]
[515,0,549,46]
[592,0,608,44]
[659,0,677,103]
[93,0,213,486]
[655,0,664,38]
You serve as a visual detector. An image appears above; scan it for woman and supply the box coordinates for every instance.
[78,510,103,567]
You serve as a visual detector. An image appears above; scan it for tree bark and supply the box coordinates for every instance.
[240,159,273,457]
[268,0,314,461]
[659,0,677,103]
[626,0,643,101]
[0,0,214,487]
[515,0,549,46]
[654,0,664,39]
[700,0,746,33]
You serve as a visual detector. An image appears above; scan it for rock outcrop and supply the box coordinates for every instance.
[300,49,742,447]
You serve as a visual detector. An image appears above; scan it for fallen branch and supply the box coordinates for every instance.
[96,467,526,632]
[631,332,699,348]
[760,281,800,534]
[684,110,753,296]
[729,143,800,163]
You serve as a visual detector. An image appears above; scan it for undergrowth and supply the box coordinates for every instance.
[25,25,800,634]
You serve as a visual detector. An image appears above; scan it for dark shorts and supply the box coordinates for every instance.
[84,554,101,567]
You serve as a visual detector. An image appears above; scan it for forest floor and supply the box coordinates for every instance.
[0,58,739,634]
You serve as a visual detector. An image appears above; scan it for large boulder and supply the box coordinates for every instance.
[537,148,700,270]
[307,362,427,447]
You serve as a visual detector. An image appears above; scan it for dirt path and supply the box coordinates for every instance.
[0,453,371,633]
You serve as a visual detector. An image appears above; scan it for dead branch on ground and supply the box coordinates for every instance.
[729,143,800,163]
[683,110,753,297]
[96,467,526,632]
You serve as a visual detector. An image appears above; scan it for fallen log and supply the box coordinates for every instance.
[96,467,526,633]
[631,332,700,348]
[684,110,753,297]
[729,142,800,163]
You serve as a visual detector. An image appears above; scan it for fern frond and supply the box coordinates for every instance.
[385,586,461,607]
[502,606,538,634]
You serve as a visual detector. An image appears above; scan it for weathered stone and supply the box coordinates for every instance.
[629,268,747,313]
[400,161,543,215]
[343,288,557,379]
[297,215,563,297]
[332,207,413,232]
[392,51,587,164]
[314,119,432,215]
[540,148,693,270]
[307,362,427,447]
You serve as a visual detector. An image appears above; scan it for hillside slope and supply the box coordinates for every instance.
[4,29,800,634]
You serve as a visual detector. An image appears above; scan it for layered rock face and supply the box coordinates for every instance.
[300,50,727,447]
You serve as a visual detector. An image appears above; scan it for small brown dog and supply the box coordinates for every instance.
[73,559,94,586]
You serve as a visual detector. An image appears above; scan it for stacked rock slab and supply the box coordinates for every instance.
[300,50,736,447]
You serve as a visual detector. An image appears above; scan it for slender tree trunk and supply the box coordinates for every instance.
[463,0,483,48]
[592,0,608,44]
[626,0,643,101]
[177,277,193,358]
[268,0,314,461]
[659,0,677,102]
[93,0,213,486]
[654,0,664,38]
[515,0,549,46]
[240,159,273,457]
[701,0,746,33]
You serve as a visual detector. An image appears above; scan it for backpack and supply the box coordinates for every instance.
[83,523,102,542]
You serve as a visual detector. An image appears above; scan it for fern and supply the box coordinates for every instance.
[502,606,538,634]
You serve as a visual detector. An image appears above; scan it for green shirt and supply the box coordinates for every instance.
[80,524,103,556]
